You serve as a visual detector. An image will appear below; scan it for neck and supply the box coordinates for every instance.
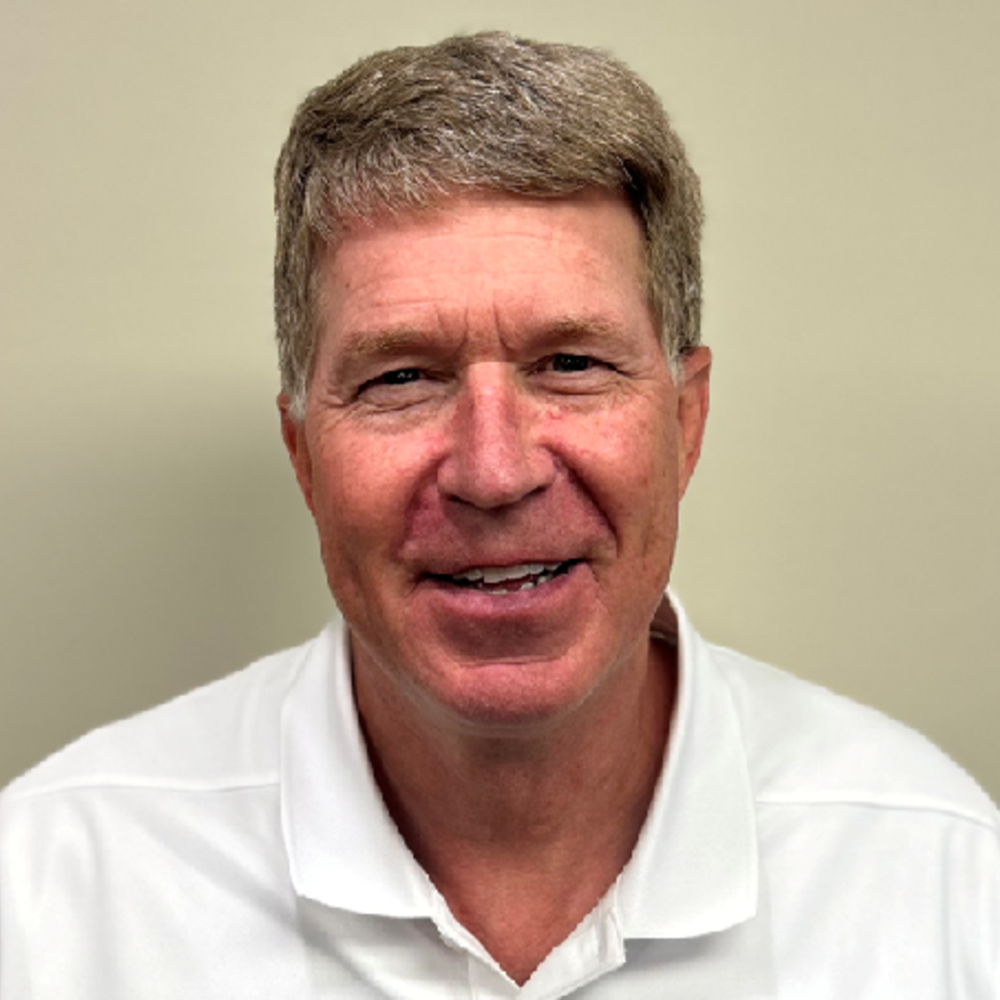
[353,636,676,984]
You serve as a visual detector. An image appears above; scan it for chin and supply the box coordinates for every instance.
[415,651,625,735]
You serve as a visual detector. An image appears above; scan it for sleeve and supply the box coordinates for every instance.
[0,787,102,1000]
[0,789,34,998]
[939,808,1000,997]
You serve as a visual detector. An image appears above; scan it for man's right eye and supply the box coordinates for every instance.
[372,367,422,387]
[356,367,424,395]
[353,367,442,409]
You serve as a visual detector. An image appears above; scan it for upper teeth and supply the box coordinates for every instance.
[453,562,560,584]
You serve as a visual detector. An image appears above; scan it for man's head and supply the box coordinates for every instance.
[277,34,711,737]
[274,31,703,420]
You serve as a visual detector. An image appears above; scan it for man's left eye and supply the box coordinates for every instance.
[549,353,596,373]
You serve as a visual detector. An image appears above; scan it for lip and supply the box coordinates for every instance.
[417,555,584,579]
[426,558,579,588]
[403,558,600,689]
[415,559,588,618]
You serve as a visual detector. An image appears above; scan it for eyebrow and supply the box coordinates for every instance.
[335,328,452,369]
[333,314,633,372]
[541,316,631,343]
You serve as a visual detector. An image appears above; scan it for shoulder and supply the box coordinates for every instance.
[1,634,316,808]
[709,642,999,831]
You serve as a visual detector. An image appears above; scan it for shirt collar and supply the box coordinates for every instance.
[280,613,436,917]
[615,593,759,938]
[280,594,759,937]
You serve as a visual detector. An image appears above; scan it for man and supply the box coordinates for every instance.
[1,31,997,998]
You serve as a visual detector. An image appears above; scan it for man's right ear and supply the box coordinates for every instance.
[277,394,316,517]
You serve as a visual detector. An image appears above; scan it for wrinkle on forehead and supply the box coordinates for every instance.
[325,189,646,283]
[314,190,658,378]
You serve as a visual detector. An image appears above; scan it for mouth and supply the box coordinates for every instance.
[428,560,580,595]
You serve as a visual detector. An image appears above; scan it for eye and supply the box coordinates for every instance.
[369,367,422,387]
[530,351,622,398]
[356,367,424,397]
[549,353,597,373]
[353,365,445,411]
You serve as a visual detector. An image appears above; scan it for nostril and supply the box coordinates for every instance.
[439,443,557,510]
[435,366,560,509]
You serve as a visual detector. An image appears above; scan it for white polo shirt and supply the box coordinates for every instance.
[2,598,998,998]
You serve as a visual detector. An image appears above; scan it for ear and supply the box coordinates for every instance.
[278,394,316,517]
[675,347,711,500]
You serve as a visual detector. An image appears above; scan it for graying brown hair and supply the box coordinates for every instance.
[274,31,703,418]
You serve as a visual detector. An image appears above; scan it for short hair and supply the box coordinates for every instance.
[274,31,703,418]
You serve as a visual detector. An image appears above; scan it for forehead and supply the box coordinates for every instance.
[316,190,652,346]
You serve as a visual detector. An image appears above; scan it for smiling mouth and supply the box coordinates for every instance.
[430,560,579,595]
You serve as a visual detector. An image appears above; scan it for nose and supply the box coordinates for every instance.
[437,363,556,509]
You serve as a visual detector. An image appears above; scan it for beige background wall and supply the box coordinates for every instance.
[2,0,998,798]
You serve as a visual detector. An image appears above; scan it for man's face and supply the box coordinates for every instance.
[281,190,709,732]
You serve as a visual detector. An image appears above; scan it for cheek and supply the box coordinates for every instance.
[643,420,682,538]
[310,430,433,547]
[576,407,677,519]
[308,438,404,613]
